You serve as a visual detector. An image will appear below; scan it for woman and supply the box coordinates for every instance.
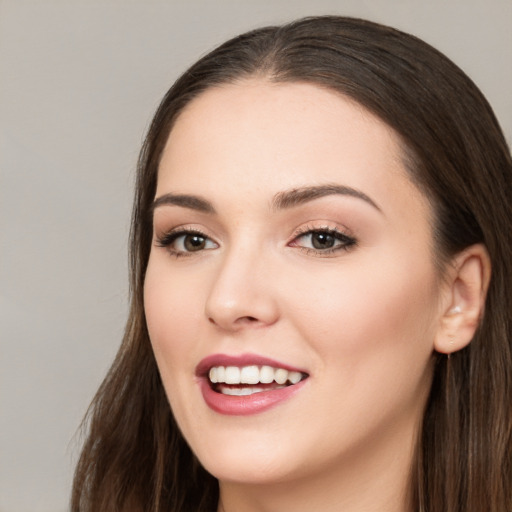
[72,16,512,512]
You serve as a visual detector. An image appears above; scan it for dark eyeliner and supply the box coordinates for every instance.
[155,228,205,247]
[291,226,357,255]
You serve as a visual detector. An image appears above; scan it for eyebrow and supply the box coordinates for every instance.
[271,184,382,213]
[151,184,381,215]
[151,193,216,214]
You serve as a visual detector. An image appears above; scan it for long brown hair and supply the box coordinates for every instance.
[72,16,512,511]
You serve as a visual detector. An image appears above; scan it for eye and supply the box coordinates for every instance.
[290,227,356,255]
[156,229,218,256]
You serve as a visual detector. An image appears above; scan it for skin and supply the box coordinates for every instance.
[144,80,486,512]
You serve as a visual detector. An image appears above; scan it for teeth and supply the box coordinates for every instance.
[220,386,267,396]
[240,365,260,384]
[274,368,288,385]
[224,366,240,384]
[208,365,304,386]
[260,365,274,384]
[288,371,302,384]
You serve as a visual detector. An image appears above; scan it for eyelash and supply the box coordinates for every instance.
[155,227,216,258]
[289,225,357,256]
[155,225,357,258]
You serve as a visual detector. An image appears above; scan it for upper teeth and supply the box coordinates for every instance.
[209,365,303,385]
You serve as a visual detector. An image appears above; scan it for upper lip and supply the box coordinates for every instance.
[195,353,308,378]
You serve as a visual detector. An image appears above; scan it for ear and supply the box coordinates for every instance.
[434,244,491,354]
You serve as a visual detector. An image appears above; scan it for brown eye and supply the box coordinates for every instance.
[311,232,336,250]
[291,228,356,254]
[183,234,207,251]
[156,230,218,256]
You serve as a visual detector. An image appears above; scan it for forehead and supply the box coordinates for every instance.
[165,80,400,162]
[157,80,430,224]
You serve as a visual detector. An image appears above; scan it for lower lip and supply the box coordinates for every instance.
[199,378,307,415]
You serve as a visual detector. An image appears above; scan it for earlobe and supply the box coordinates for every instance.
[434,244,491,354]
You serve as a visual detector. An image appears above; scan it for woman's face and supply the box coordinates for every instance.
[144,81,443,486]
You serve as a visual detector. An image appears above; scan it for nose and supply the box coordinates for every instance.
[204,245,280,332]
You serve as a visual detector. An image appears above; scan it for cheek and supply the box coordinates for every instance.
[143,256,206,376]
[282,255,439,446]
[287,254,439,372]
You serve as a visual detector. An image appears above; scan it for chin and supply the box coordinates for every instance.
[204,459,292,486]
[192,436,300,485]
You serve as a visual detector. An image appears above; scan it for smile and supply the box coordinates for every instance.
[197,355,309,415]
[209,365,304,396]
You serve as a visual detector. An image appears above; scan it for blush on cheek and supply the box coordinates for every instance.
[294,264,437,363]
[144,266,178,367]
[144,263,205,371]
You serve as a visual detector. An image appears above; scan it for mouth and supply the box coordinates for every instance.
[208,365,307,396]
[196,354,309,414]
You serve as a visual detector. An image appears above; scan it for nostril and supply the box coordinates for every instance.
[208,315,259,326]
[237,316,259,323]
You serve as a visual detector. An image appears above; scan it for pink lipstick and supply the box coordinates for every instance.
[196,353,308,415]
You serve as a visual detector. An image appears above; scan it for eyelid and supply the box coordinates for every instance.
[153,221,356,258]
[155,225,219,257]
[288,223,357,256]
[291,221,354,239]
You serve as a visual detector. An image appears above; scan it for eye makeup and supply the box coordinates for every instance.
[288,225,357,257]
[154,222,357,259]
[155,226,218,258]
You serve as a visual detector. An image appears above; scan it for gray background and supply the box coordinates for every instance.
[1,1,510,511]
